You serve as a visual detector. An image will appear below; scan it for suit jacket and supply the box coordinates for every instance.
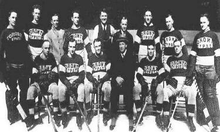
[110,48,135,88]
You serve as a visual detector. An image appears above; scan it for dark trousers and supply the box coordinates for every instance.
[7,65,29,115]
[196,65,220,126]
[110,79,133,116]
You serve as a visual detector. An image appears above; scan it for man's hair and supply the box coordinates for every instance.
[32,4,42,12]
[72,9,80,17]
[121,16,128,21]
[8,10,17,18]
[165,14,173,19]
[144,8,152,16]
[100,8,108,16]
[200,13,210,21]
[63,39,76,54]
[51,13,59,20]
[93,38,102,44]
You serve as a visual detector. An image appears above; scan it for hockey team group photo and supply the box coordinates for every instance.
[0,0,220,132]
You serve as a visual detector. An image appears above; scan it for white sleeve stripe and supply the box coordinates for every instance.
[181,38,186,46]
[92,26,99,41]
[164,64,171,72]
[158,68,165,75]
[106,63,111,71]
[110,25,116,35]
[215,49,220,57]
[86,66,93,73]
[155,37,160,44]
[59,65,66,72]
[84,37,90,45]
[134,35,141,43]
[52,67,58,73]
[137,67,144,75]
[32,68,38,74]
[190,51,197,56]
[79,65,85,73]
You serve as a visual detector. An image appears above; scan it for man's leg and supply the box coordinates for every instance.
[48,82,60,126]
[76,83,85,130]
[124,82,134,131]
[26,83,39,127]
[59,84,68,128]
[102,81,111,126]
[185,85,196,131]
[155,84,164,128]
[133,83,142,124]
[109,80,119,130]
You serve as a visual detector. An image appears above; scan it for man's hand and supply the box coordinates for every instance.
[116,76,124,86]
[185,76,194,86]
[166,77,178,89]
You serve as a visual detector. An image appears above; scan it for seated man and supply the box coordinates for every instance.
[86,38,111,126]
[58,39,89,130]
[26,40,59,128]
[155,40,196,131]
[110,35,136,131]
[133,43,164,124]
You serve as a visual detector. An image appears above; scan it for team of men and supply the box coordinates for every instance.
[0,4,220,132]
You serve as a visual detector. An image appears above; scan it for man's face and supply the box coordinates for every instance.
[119,41,127,53]
[144,11,152,24]
[165,16,174,30]
[147,45,155,57]
[51,15,59,29]
[120,19,128,32]
[174,41,182,55]
[32,8,41,21]
[200,16,209,31]
[94,41,102,55]
[100,12,107,25]
[8,12,17,27]
[68,41,76,55]
[71,12,80,26]
[42,41,50,56]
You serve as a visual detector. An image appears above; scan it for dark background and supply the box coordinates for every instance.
[0,0,219,32]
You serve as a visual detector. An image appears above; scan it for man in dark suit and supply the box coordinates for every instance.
[109,34,136,131]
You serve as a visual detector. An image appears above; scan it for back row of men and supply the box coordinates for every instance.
[0,4,220,132]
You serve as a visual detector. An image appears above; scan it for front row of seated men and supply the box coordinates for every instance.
[25,36,197,131]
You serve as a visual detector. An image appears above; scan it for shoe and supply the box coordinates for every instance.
[62,112,68,128]
[129,116,134,131]
[87,110,93,125]
[76,114,83,130]
[135,112,143,125]
[54,113,61,127]
[25,115,35,128]
[188,117,196,131]
[155,114,163,128]
[211,126,220,132]
[109,117,116,130]
[103,111,110,126]
[163,115,170,128]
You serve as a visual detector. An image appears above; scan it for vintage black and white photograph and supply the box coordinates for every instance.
[0,0,220,132]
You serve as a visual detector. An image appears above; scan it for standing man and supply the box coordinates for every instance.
[45,13,65,64]
[86,38,111,126]
[189,13,220,132]
[63,10,91,63]
[110,35,136,131]
[134,9,160,62]
[25,4,47,60]
[92,8,116,60]
[160,14,188,64]
[0,10,32,124]
[25,40,59,128]
[133,43,164,125]
[155,40,196,131]
[59,40,87,129]
[113,16,133,54]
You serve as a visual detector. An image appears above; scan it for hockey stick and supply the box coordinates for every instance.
[132,91,151,132]
[40,93,58,132]
[194,80,213,132]
[69,92,92,132]
[97,75,100,132]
